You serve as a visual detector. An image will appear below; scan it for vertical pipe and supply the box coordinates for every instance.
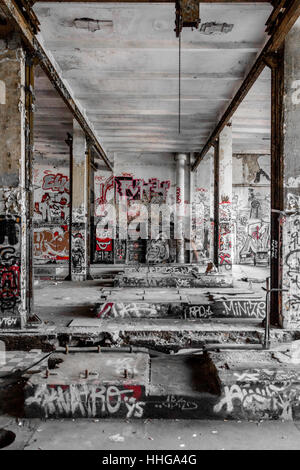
[24,54,35,319]
[175,153,187,264]
[270,48,284,327]
[65,133,73,281]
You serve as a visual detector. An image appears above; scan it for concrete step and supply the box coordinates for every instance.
[24,348,300,421]
[115,273,233,288]
[94,288,265,320]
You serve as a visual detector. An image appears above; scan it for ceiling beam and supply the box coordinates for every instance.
[0,0,112,171]
[191,0,300,171]
[32,0,271,3]
[42,41,262,52]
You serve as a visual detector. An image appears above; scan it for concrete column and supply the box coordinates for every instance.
[175,153,187,263]
[218,124,233,273]
[281,19,300,328]
[71,120,90,281]
[213,142,220,267]
[0,36,34,329]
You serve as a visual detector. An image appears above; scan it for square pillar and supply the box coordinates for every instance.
[213,141,220,267]
[71,120,90,281]
[218,124,233,273]
[280,19,300,328]
[175,153,187,264]
[0,36,34,328]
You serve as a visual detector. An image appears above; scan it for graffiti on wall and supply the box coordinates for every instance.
[232,155,270,265]
[33,226,69,261]
[71,227,86,277]
[191,188,210,262]
[219,198,232,272]
[235,154,270,185]
[94,237,113,263]
[33,168,70,264]
[146,233,170,264]
[283,212,300,327]
[115,239,127,263]
[233,188,270,265]
[0,215,21,314]
[93,170,175,264]
[115,177,170,202]
[34,170,70,223]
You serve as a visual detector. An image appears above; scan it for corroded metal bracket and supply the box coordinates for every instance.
[175,0,200,38]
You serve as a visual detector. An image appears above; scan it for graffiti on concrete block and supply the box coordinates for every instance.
[96,302,170,319]
[221,300,265,319]
[26,384,146,419]
[185,305,213,319]
[214,382,299,420]
[154,395,198,411]
[0,316,20,328]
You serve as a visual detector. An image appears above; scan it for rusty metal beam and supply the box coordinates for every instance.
[269,47,284,327]
[0,0,113,171]
[191,0,300,171]
[32,0,271,3]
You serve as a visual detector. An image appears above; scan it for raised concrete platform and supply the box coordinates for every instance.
[115,272,233,288]
[23,347,300,420]
[25,352,150,419]
[94,287,265,320]
[1,318,295,358]
[34,264,125,280]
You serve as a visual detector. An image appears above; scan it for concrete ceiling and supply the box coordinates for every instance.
[33,2,272,157]
[232,67,271,154]
[34,65,73,164]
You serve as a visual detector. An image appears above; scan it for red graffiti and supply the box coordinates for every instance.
[122,385,142,401]
[97,175,114,206]
[33,227,69,260]
[0,265,20,311]
[115,177,170,201]
[96,238,112,252]
[252,226,260,240]
[97,302,114,318]
[219,253,231,265]
[42,173,70,194]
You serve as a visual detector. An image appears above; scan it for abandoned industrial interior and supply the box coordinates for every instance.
[1,0,300,452]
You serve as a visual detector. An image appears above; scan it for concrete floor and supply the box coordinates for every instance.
[32,265,269,327]
[0,264,276,451]
[0,417,299,450]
